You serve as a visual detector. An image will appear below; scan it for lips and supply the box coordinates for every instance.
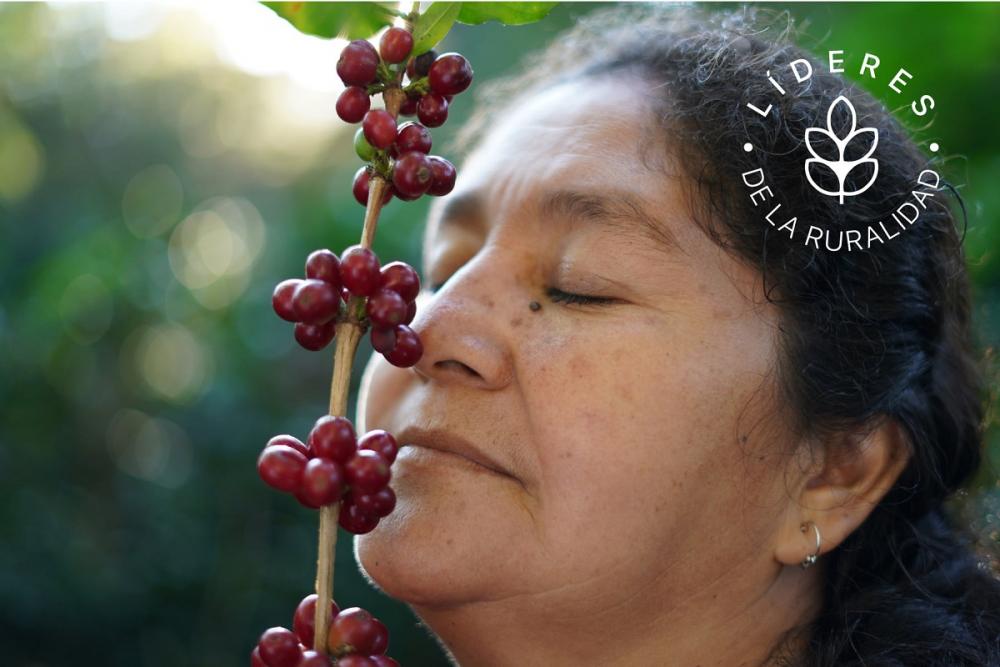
[396,426,515,480]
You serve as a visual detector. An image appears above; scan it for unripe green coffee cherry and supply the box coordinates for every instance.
[354,127,376,161]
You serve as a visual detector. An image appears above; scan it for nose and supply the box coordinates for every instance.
[407,254,515,391]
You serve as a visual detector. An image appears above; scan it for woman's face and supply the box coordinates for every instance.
[356,75,796,625]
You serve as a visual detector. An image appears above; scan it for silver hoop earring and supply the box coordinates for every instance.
[800,521,822,569]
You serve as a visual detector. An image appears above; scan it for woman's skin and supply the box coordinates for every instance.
[355,75,912,667]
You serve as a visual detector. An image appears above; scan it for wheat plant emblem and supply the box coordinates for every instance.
[804,95,879,204]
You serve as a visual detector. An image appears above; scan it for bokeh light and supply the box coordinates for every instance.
[124,322,213,402]
[107,408,193,488]
[0,107,44,202]
[168,196,266,308]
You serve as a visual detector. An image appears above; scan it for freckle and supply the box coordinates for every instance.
[560,451,572,459]
[740,434,749,444]
[446,538,453,546]
[510,317,523,328]
[485,298,495,308]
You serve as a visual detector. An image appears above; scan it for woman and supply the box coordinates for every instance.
[356,5,1000,665]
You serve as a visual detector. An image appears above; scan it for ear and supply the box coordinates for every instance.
[774,417,913,566]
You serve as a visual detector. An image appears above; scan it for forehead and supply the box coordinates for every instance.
[425,76,681,247]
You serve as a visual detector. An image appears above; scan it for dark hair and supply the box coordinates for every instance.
[452,4,1000,665]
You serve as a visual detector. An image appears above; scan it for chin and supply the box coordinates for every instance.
[353,506,493,607]
[351,483,530,607]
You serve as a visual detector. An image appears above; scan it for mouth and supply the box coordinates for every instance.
[395,426,517,482]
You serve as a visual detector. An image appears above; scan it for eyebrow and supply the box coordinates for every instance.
[433,187,678,251]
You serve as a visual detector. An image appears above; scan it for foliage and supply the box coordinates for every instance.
[264,1,556,51]
[262,2,398,39]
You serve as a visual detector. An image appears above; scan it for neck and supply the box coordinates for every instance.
[411,557,824,667]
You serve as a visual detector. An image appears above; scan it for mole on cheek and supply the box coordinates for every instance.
[510,317,524,328]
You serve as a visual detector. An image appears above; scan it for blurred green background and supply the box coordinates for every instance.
[1,2,998,665]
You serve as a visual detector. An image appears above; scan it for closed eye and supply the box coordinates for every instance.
[426,282,618,307]
[545,287,617,307]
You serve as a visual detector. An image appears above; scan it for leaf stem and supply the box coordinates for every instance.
[311,36,408,656]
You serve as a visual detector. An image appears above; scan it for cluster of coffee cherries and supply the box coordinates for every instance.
[272,247,423,367]
[334,27,472,204]
[257,415,398,534]
[252,594,399,666]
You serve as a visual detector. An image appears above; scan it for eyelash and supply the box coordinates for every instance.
[427,281,615,307]
[545,287,616,306]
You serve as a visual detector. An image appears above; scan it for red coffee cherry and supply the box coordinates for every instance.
[428,52,473,96]
[273,278,303,322]
[353,486,396,518]
[391,152,433,199]
[394,121,432,154]
[338,502,380,534]
[305,249,341,288]
[379,27,413,64]
[336,656,376,667]
[292,279,340,324]
[398,94,418,116]
[257,445,308,493]
[390,182,422,202]
[366,287,408,328]
[294,321,336,351]
[336,86,371,124]
[258,627,302,667]
[416,92,448,128]
[402,301,416,325]
[327,607,384,656]
[383,324,422,368]
[370,326,396,354]
[297,458,346,508]
[362,110,396,150]
[358,430,399,464]
[368,619,389,655]
[345,449,391,495]
[308,415,357,464]
[298,651,333,667]
[293,594,340,649]
[370,656,400,667]
[251,646,267,667]
[266,434,310,458]
[339,245,381,297]
[337,40,379,86]
[352,168,393,208]
[426,156,456,196]
[407,49,437,80]
[378,261,420,303]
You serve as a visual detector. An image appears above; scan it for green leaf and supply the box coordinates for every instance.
[411,2,461,55]
[338,2,396,39]
[456,2,556,25]
[262,2,394,40]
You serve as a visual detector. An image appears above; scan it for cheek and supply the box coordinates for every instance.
[520,315,773,547]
